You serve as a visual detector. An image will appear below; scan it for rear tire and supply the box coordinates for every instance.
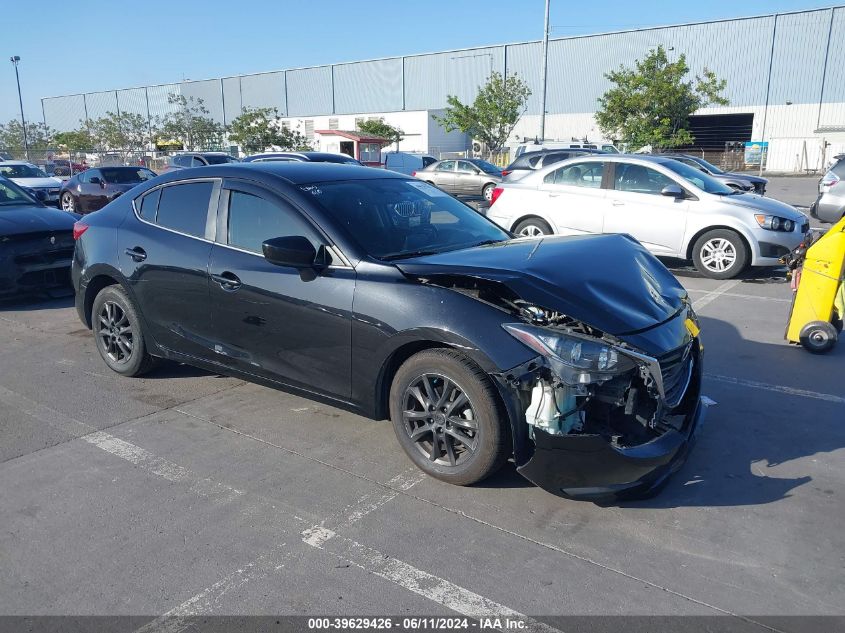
[799,321,837,354]
[91,285,158,376]
[482,183,496,202]
[692,229,748,279]
[389,349,509,486]
[513,217,552,237]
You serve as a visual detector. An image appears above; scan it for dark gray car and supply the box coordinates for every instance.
[811,154,845,223]
[661,154,768,195]
[414,158,503,201]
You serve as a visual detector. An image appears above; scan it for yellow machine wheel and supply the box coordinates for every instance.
[799,321,838,354]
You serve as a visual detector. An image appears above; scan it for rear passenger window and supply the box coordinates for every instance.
[155,182,213,238]
[138,188,161,221]
[544,162,605,187]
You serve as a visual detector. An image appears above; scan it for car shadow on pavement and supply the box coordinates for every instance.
[0,293,74,312]
[621,314,843,509]
[664,259,790,284]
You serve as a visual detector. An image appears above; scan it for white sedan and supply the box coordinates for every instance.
[486,155,808,279]
[0,161,63,206]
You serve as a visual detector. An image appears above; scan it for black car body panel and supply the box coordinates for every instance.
[1,204,78,295]
[72,163,705,500]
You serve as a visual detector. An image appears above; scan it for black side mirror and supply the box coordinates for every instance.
[661,184,685,199]
[262,236,317,269]
[89,176,101,185]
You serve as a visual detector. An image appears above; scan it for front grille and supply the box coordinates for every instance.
[658,343,695,408]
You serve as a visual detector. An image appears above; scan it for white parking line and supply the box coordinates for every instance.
[692,280,742,310]
[134,547,293,633]
[687,289,791,303]
[706,374,845,404]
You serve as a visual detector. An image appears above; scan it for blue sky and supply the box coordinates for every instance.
[1,0,832,126]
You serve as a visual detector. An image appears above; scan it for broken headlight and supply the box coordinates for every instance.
[503,323,639,385]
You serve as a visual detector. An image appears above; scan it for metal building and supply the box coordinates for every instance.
[41,6,845,171]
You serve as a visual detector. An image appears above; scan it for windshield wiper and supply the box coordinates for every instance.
[470,239,503,247]
[380,249,442,261]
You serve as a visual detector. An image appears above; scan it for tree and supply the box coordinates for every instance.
[277,126,312,151]
[54,127,95,151]
[595,46,728,151]
[227,107,288,154]
[432,72,531,156]
[356,119,403,148]
[88,111,153,155]
[155,93,225,151]
[0,119,55,153]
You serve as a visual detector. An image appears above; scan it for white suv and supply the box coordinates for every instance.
[487,155,808,279]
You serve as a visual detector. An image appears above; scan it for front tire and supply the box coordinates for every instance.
[692,229,748,279]
[482,183,496,202]
[389,349,509,486]
[61,192,76,213]
[513,217,552,238]
[91,285,157,376]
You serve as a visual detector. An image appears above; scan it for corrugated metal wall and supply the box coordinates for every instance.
[40,7,845,135]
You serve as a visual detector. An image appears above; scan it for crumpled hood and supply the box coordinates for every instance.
[720,192,805,220]
[10,176,63,189]
[396,234,688,336]
[725,171,767,184]
[0,205,78,238]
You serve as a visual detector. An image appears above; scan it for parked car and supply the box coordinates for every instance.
[0,161,63,206]
[0,176,78,296]
[413,158,503,201]
[515,140,619,157]
[381,151,437,175]
[242,151,363,166]
[810,154,845,223]
[72,162,705,499]
[487,154,808,279]
[502,148,601,181]
[161,152,239,172]
[659,153,767,194]
[60,166,157,214]
[50,158,88,178]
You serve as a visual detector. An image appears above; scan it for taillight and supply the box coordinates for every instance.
[501,170,511,176]
[822,171,840,187]
[411,171,417,177]
[490,187,504,206]
[73,222,89,240]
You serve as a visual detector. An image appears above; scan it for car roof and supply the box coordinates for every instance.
[152,162,408,185]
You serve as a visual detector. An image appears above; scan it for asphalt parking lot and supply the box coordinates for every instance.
[1,178,843,631]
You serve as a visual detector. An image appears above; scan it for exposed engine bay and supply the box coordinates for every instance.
[416,274,698,449]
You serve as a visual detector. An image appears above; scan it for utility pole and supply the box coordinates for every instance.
[539,0,551,142]
[10,56,29,161]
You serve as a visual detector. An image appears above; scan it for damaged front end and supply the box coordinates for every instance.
[496,301,705,500]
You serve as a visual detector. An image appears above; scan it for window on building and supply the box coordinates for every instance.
[328,118,339,130]
[359,143,381,163]
[354,117,365,129]
[304,120,314,141]
[281,121,291,131]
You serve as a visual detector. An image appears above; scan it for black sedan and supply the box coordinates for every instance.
[60,166,157,214]
[1,177,78,296]
[71,163,706,500]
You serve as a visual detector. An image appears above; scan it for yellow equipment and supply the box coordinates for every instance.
[785,215,845,353]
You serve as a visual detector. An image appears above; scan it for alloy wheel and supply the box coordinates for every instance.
[97,300,134,364]
[402,373,479,467]
[699,238,737,273]
[61,193,75,212]
[519,224,545,237]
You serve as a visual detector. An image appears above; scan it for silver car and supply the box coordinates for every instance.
[486,154,808,279]
[811,154,845,224]
[413,158,503,201]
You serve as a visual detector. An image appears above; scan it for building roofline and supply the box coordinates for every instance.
[41,5,844,102]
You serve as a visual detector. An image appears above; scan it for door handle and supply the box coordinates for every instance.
[612,200,625,206]
[124,246,147,262]
[211,271,242,291]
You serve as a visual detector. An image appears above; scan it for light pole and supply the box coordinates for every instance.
[10,56,29,161]
[539,0,550,142]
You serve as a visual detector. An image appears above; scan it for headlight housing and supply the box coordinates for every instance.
[754,214,796,232]
[503,323,639,385]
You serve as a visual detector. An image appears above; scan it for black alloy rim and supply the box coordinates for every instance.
[402,373,479,466]
[97,300,134,364]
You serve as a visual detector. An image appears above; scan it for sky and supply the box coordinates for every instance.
[0,0,834,126]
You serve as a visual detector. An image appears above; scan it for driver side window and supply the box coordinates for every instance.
[456,161,476,174]
[544,162,605,187]
[226,189,323,257]
[613,164,675,195]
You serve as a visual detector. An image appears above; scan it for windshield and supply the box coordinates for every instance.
[663,160,734,195]
[691,156,725,174]
[205,155,239,165]
[468,159,501,174]
[0,178,38,207]
[101,167,156,184]
[0,164,49,179]
[300,178,510,260]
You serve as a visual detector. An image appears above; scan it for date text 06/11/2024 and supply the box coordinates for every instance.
[306,617,529,629]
